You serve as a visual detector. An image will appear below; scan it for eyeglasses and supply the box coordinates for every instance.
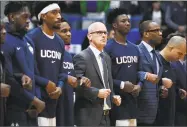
[90,31,108,36]
[146,29,162,33]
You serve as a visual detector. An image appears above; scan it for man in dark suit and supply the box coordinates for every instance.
[172,58,187,126]
[137,20,172,126]
[73,22,121,126]
[157,35,186,126]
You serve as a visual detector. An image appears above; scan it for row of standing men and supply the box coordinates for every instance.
[0,2,187,126]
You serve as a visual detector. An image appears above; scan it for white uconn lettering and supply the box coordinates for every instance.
[41,50,61,60]
[116,56,138,64]
[63,62,74,69]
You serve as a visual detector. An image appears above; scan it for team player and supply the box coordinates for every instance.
[2,2,45,126]
[105,8,141,126]
[27,2,65,126]
[55,19,91,126]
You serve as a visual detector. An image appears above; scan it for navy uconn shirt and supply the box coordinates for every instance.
[1,32,35,110]
[62,51,75,76]
[27,27,65,118]
[105,39,141,119]
[56,51,75,126]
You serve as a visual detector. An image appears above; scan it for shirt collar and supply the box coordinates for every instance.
[142,41,154,53]
[179,59,186,65]
[89,45,102,58]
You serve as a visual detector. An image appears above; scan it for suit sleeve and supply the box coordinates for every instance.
[73,53,99,101]
[137,47,147,84]
[107,55,115,97]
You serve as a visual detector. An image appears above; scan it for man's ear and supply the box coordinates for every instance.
[8,13,15,23]
[112,23,117,29]
[144,32,149,38]
[168,46,174,51]
[87,34,91,41]
[40,14,46,21]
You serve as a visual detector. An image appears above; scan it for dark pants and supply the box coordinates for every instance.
[5,108,37,126]
[138,122,156,126]
[156,86,176,126]
[56,84,74,126]
[175,111,187,126]
[99,114,110,126]
[0,98,6,126]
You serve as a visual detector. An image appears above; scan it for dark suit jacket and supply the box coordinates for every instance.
[0,53,6,126]
[73,47,114,126]
[171,61,187,113]
[137,42,163,124]
[171,61,187,126]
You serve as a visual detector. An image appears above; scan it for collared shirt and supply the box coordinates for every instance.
[89,45,111,110]
[142,41,160,74]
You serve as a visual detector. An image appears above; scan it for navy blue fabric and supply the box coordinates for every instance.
[105,39,141,121]
[171,61,187,126]
[137,42,163,124]
[27,27,65,118]
[56,51,74,126]
[2,25,35,111]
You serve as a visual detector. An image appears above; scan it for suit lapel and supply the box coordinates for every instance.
[176,61,186,73]
[139,43,153,64]
[87,48,103,84]
[155,52,163,76]
[139,43,155,72]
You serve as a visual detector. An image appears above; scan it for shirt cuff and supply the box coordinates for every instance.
[120,81,125,89]
[57,81,64,88]
[144,72,148,80]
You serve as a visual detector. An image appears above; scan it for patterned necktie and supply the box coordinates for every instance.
[183,61,186,72]
[151,49,157,74]
[100,52,111,109]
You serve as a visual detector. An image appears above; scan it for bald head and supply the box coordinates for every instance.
[88,22,107,34]
[162,35,186,61]
[167,36,186,48]
[87,22,108,51]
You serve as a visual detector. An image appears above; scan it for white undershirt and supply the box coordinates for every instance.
[42,30,55,39]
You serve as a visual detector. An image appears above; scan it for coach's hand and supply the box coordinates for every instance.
[22,74,32,90]
[0,83,11,97]
[49,87,62,99]
[67,75,78,88]
[98,89,111,99]
[113,95,121,106]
